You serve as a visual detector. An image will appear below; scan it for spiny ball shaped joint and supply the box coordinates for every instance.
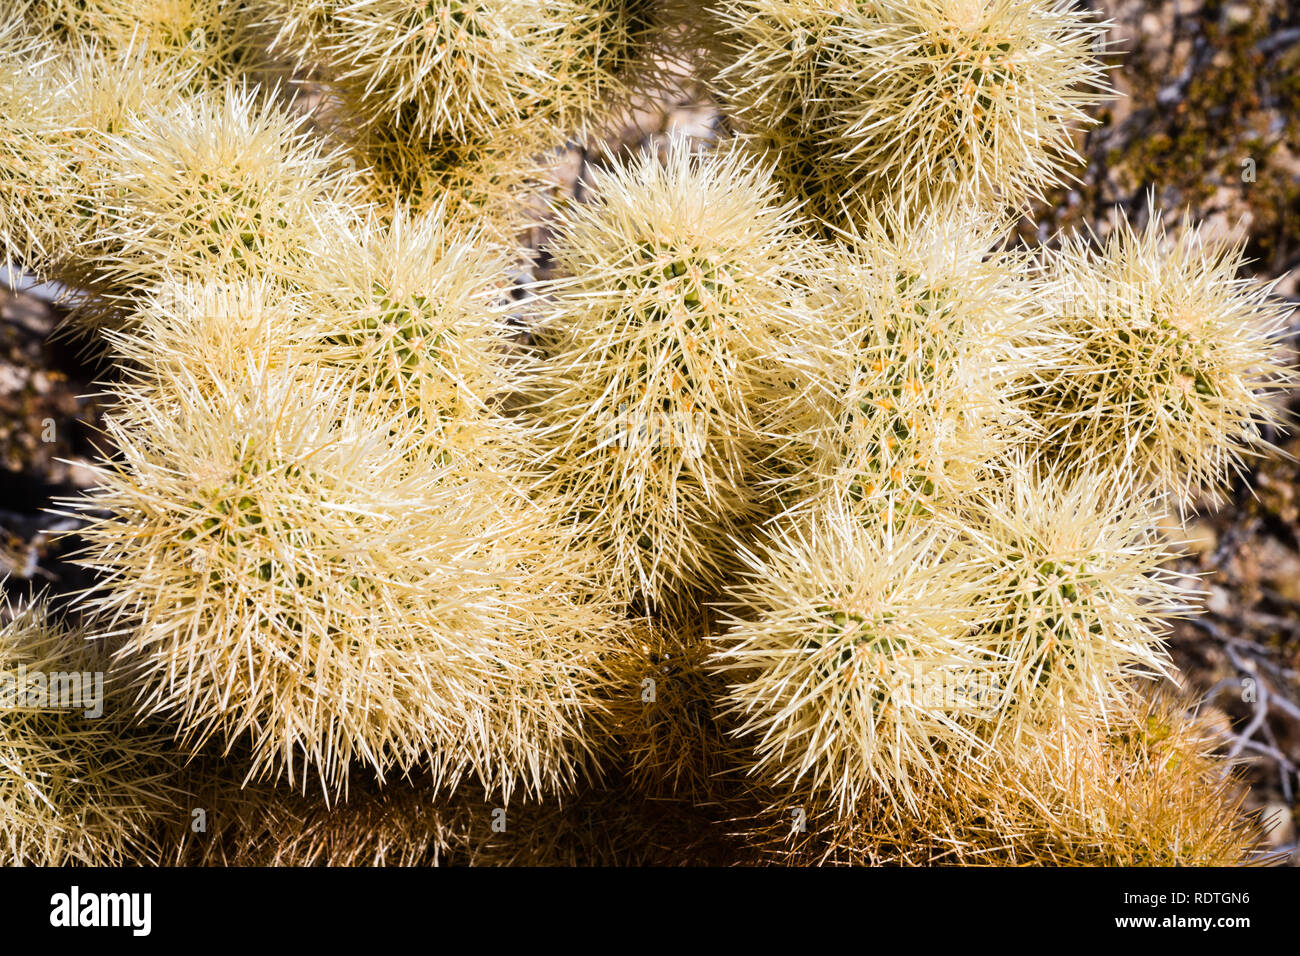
[713,0,1110,220]
[1024,212,1294,509]
[529,144,822,612]
[710,508,999,812]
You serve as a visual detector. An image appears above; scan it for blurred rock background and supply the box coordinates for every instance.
[3,0,1297,862]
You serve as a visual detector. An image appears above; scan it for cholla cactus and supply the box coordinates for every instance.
[957,462,1186,731]
[710,506,998,812]
[261,0,652,144]
[112,210,527,468]
[711,0,1109,221]
[1023,212,1294,509]
[2,0,1295,868]
[976,691,1270,865]
[103,279,308,404]
[781,205,1031,523]
[290,205,518,437]
[750,690,1269,865]
[1,595,177,865]
[73,84,362,325]
[23,0,270,84]
[260,0,559,141]
[0,38,188,287]
[0,20,60,270]
[75,292,630,798]
[528,145,821,611]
